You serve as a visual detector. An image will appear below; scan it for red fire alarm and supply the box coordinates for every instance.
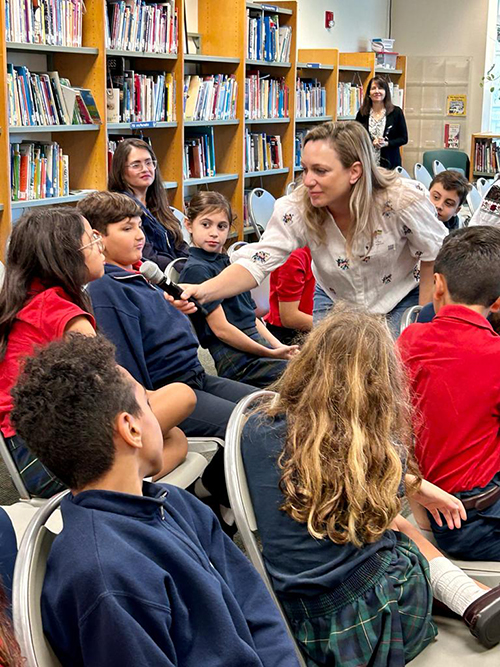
[325,11,335,29]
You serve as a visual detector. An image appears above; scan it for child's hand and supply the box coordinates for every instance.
[269,345,300,360]
[411,479,467,530]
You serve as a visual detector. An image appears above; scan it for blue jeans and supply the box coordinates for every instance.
[312,285,420,337]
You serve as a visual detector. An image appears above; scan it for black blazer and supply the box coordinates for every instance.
[355,106,408,169]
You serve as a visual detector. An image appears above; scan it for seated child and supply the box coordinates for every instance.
[242,303,500,664]
[429,170,471,232]
[398,226,500,560]
[264,247,315,345]
[77,192,255,512]
[11,334,300,667]
[179,192,297,388]
[0,208,191,498]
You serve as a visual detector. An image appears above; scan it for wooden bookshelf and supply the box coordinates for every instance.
[470,133,500,180]
[297,49,338,124]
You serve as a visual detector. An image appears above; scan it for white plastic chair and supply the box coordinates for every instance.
[170,206,191,245]
[247,189,276,239]
[432,160,446,176]
[395,166,411,179]
[0,260,5,288]
[400,305,423,334]
[285,181,297,195]
[225,390,307,667]
[414,163,432,189]
[476,177,493,197]
[466,185,482,215]
[165,257,188,283]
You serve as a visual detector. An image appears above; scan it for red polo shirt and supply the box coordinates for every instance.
[264,247,315,328]
[397,304,500,494]
[0,283,95,438]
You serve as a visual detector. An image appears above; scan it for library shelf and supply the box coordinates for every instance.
[163,181,178,189]
[11,193,92,209]
[107,122,177,130]
[297,62,334,71]
[246,2,293,15]
[9,125,100,134]
[184,55,240,65]
[184,119,240,127]
[245,167,289,178]
[6,42,99,55]
[294,166,303,172]
[473,171,496,177]
[0,205,4,212]
[295,115,333,123]
[375,67,403,75]
[184,174,239,186]
[106,49,177,60]
[338,65,372,72]
[245,59,291,68]
[228,225,255,239]
[245,117,290,124]
[337,115,357,121]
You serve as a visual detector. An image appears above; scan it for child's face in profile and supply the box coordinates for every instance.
[429,183,461,223]
[187,208,230,254]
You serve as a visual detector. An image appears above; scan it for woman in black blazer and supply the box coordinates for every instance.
[355,76,408,169]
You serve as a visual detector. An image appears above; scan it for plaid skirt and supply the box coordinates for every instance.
[281,533,437,667]
[208,326,287,389]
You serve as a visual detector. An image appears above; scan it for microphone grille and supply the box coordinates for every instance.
[139,261,163,284]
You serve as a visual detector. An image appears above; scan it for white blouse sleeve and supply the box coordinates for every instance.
[231,196,307,284]
[396,181,447,261]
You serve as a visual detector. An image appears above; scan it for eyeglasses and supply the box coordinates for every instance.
[79,230,104,253]
[125,158,157,172]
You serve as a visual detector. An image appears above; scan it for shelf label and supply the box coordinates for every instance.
[130,121,157,129]
[259,4,278,10]
[306,63,320,68]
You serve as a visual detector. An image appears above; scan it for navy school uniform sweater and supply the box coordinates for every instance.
[42,482,300,667]
[87,263,201,390]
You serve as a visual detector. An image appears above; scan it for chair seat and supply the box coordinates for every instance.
[2,502,63,547]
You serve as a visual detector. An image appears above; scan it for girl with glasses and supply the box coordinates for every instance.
[108,138,189,270]
[0,208,195,498]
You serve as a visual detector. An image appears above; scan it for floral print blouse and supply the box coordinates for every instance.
[369,109,386,165]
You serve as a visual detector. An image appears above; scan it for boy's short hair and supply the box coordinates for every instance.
[78,192,141,234]
[11,334,141,490]
[434,225,500,307]
[430,170,471,207]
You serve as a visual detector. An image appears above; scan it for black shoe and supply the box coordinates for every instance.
[463,584,500,648]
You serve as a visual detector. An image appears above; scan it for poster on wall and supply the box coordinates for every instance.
[444,123,460,149]
[446,95,467,117]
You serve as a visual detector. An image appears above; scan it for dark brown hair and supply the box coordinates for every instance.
[78,191,142,234]
[108,138,183,246]
[359,76,394,116]
[185,191,235,227]
[0,208,92,360]
[430,170,471,207]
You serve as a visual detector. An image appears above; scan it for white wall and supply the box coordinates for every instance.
[296,0,389,51]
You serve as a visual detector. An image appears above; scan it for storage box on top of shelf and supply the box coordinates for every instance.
[375,52,398,70]
[371,39,395,53]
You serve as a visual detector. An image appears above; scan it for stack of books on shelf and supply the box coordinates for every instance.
[387,82,403,108]
[295,128,308,167]
[296,78,326,118]
[107,57,176,123]
[106,0,178,54]
[337,82,363,118]
[11,141,69,202]
[6,0,84,47]
[246,9,292,63]
[245,128,283,173]
[7,65,101,127]
[473,137,500,175]
[184,128,216,179]
[184,74,238,121]
[245,72,289,120]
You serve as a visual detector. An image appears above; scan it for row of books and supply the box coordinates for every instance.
[183,128,216,179]
[387,82,404,108]
[295,128,307,168]
[11,141,69,202]
[247,9,292,63]
[245,129,283,173]
[108,58,176,123]
[473,138,500,175]
[296,78,326,118]
[6,0,83,47]
[337,83,364,118]
[106,0,178,54]
[7,66,101,127]
[184,75,238,122]
[245,72,289,120]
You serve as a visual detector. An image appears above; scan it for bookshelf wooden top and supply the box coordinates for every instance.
[106,49,178,60]
[7,42,99,55]
[472,134,500,139]
[246,2,293,15]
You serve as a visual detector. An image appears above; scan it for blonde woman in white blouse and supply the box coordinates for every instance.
[178,121,446,334]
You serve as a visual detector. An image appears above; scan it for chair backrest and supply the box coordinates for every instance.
[395,166,411,179]
[413,163,432,189]
[285,181,296,195]
[170,206,191,245]
[466,185,482,215]
[165,257,188,283]
[224,391,307,667]
[247,189,276,239]
[0,432,31,501]
[422,149,469,177]
[476,177,493,197]
[0,260,5,288]
[13,490,68,667]
[399,305,423,334]
[432,160,446,176]
[227,241,248,259]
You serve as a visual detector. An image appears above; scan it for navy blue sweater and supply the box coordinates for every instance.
[87,264,201,389]
[42,483,299,666]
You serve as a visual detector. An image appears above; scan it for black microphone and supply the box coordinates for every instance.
[139,261,208,317]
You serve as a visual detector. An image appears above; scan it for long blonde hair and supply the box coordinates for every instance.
[262,302,418,547]
[298,121,397,252]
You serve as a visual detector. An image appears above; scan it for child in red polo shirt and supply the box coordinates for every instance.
[398,225,500,561]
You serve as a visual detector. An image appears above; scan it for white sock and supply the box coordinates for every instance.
[194,478,211,499]
[429,556,486,616]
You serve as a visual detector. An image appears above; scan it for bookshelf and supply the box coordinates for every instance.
[470,133,500,180]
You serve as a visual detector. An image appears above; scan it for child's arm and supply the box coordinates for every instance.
[405,475,467,530]
[207,305,298,360]
[278,301,313,331]
[254,317,289,348]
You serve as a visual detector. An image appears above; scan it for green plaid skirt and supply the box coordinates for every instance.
[208,326,287,389]
[281,533,437,667]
